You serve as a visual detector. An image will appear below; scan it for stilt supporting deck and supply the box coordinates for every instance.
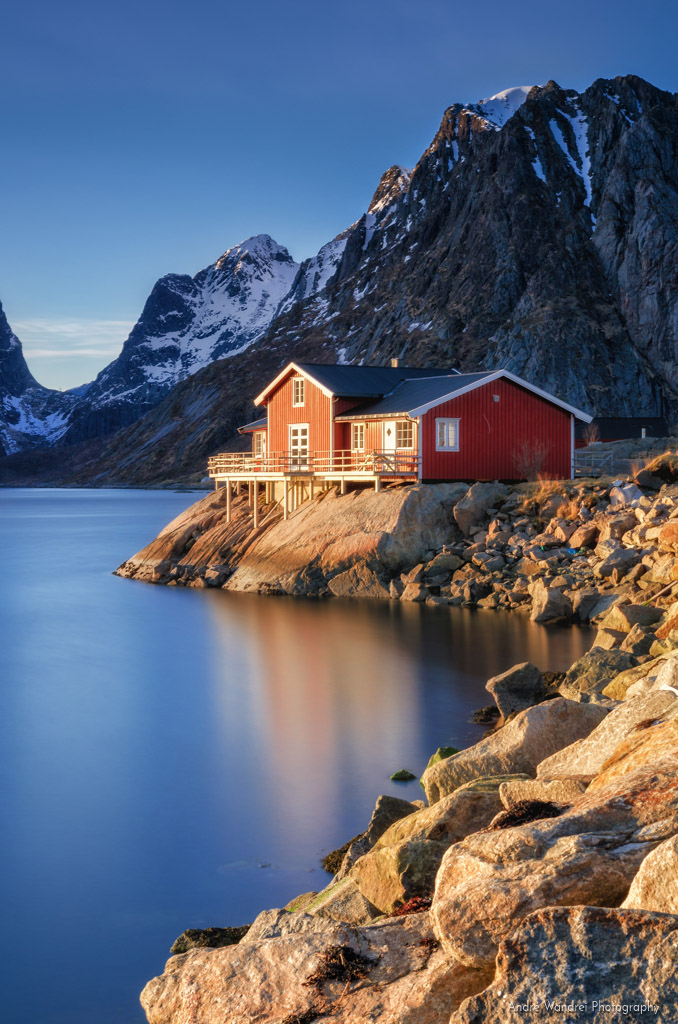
[340,478,346,495]
[226,479,232,523]
[310,478,315,500]
[283,480,289,520]
[375,477,381,493]
[253,480,259,529]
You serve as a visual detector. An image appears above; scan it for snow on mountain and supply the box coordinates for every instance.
[469,85,535,128]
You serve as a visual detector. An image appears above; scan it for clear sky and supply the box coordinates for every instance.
[1,0,677,390]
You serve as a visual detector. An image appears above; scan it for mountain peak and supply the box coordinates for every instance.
[467,85,537,128]
[369,165,413,214]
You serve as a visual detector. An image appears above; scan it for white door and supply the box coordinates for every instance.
[382,420,397,453]
[289,424,309,469]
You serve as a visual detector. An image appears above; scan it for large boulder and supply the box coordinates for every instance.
[421,699,608,804]
[537,689,678,779]
[449,906,678,1024]
[529,580,573,622]
[141,908,492,1024]
[498,777,588,809]
[305,876,381,925]
[431,759,678,969]
[348,776,513,913]
[558,647,636,702]
[334,794,416,880]
[594,546,643,579]
[453,482,508,537]
[486,662,545,720]
[622,835,678,914]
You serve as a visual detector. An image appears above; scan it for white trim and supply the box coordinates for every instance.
[351,421,366,451]
[254,362,334,406]
[417,417,423,480]
[435,417,460,451]
[395,419,415,450]
[570,414,575,479]
[408,369,593,422]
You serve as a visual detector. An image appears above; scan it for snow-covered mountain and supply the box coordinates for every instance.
[2,73,678,463]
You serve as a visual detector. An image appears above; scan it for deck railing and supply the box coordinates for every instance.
[207,449,420,477]
[573,448,615,477]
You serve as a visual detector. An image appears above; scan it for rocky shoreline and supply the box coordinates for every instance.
[121,465,678,1023]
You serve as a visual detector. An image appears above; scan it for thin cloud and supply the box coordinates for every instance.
[14,317,135,358]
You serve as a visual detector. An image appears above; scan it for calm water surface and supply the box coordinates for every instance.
[0,489,593,1024]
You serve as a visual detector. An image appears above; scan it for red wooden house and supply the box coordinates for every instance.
[208,361,592,523]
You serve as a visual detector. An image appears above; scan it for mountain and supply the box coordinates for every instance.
[1,73,678,477]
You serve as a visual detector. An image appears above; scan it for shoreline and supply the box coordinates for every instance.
[132,468,678,1023]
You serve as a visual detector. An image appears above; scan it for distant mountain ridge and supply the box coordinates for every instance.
[1,73,677,464]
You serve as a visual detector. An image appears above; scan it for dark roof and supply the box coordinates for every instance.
[237,415,268,434]
[335,372,495,419]
[295,362,456,398]
[574,416,668,441]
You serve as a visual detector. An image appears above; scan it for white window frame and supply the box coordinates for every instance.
[254,431,265,457]
[395,419,414,450]
[435,417,460,452]
[292,376,305,407]
[351,422,365,451]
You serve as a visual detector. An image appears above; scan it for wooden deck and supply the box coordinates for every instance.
[207,449,420,523]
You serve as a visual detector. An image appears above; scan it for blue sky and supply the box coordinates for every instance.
[1,0,677,389]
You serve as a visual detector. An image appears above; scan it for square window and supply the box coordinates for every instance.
[396,420,414,448]
[292,377,305,406]
[352,423,365,450]
[436,418,459,451]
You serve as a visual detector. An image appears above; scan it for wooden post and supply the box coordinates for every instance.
[248,481,253,508]
[226,479,232,523]
[253,480,259,529]
[375,476,381,493]
[340,478,346,495]
[283,479,289,520]
[310,478,315,500]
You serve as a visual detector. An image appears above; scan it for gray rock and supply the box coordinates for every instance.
[498,777,587,809]
[529,580,573,622]
[594,547,643,579]
[485,662,545,720]
[335,794,416,880]
[559,647,636,702]
[453,483,508,537]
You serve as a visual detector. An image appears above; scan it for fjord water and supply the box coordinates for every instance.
[0,489,593,1024]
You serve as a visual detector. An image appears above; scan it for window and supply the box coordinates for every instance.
[292,376,305,406]
[395,420,414,449]
[254,432,265,457]
[351,423,365,451]
[436,417,459,451]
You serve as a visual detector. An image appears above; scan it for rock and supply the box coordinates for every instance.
[602,654,671,699]
[335,794,416,880]
[389,577,403,599]
[448,906,678,1024]
[600,603,664,633]
[306,876,381,925]
[453,483,508,537]
[529,580,573,622]
[588,717,678,791]
[400,582,428,602]
[284,891,319,914]
[485,662,545,720]
[328,564,391,599]
[559,647,636,702]
[170,925,250,954]
[141,909,492,1024]
[635,468,664,490]
[423,746,459,773]
[431,758,678,969]
[656,611,678,640]
[568,522,599,548]
[571,587,602,621]
[598,510,638,542]
[620,622,656,657]
[592,627,627,650]
[390,768,416,781]
[421,699,608,804]
[609,482,643,506]
[622,835,678,914]
[658,522,678,548]
[537,689,678,779]
[349,776,511,914]
[498,777,588,809]
[594,546,643,579]
[426,552,462,573]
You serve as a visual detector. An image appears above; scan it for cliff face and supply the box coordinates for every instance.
[264,76,678,418]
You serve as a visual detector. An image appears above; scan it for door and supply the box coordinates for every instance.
[289,424,309,469]
[382,420,397,453]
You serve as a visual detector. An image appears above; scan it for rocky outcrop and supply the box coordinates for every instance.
[420,699,607,804]
[485,662,545,721]
[141,909,493,1024]
[622,835,678,914]
[431,758,678,968]
[449,906,678,1023]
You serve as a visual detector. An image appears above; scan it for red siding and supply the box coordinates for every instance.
[265,371,332,454]
[421,378,571,481]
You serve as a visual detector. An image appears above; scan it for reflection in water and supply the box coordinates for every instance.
[0,489,593,1024]
[204,593,592,866]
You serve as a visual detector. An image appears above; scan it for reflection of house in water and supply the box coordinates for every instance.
[208,361,592,525]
